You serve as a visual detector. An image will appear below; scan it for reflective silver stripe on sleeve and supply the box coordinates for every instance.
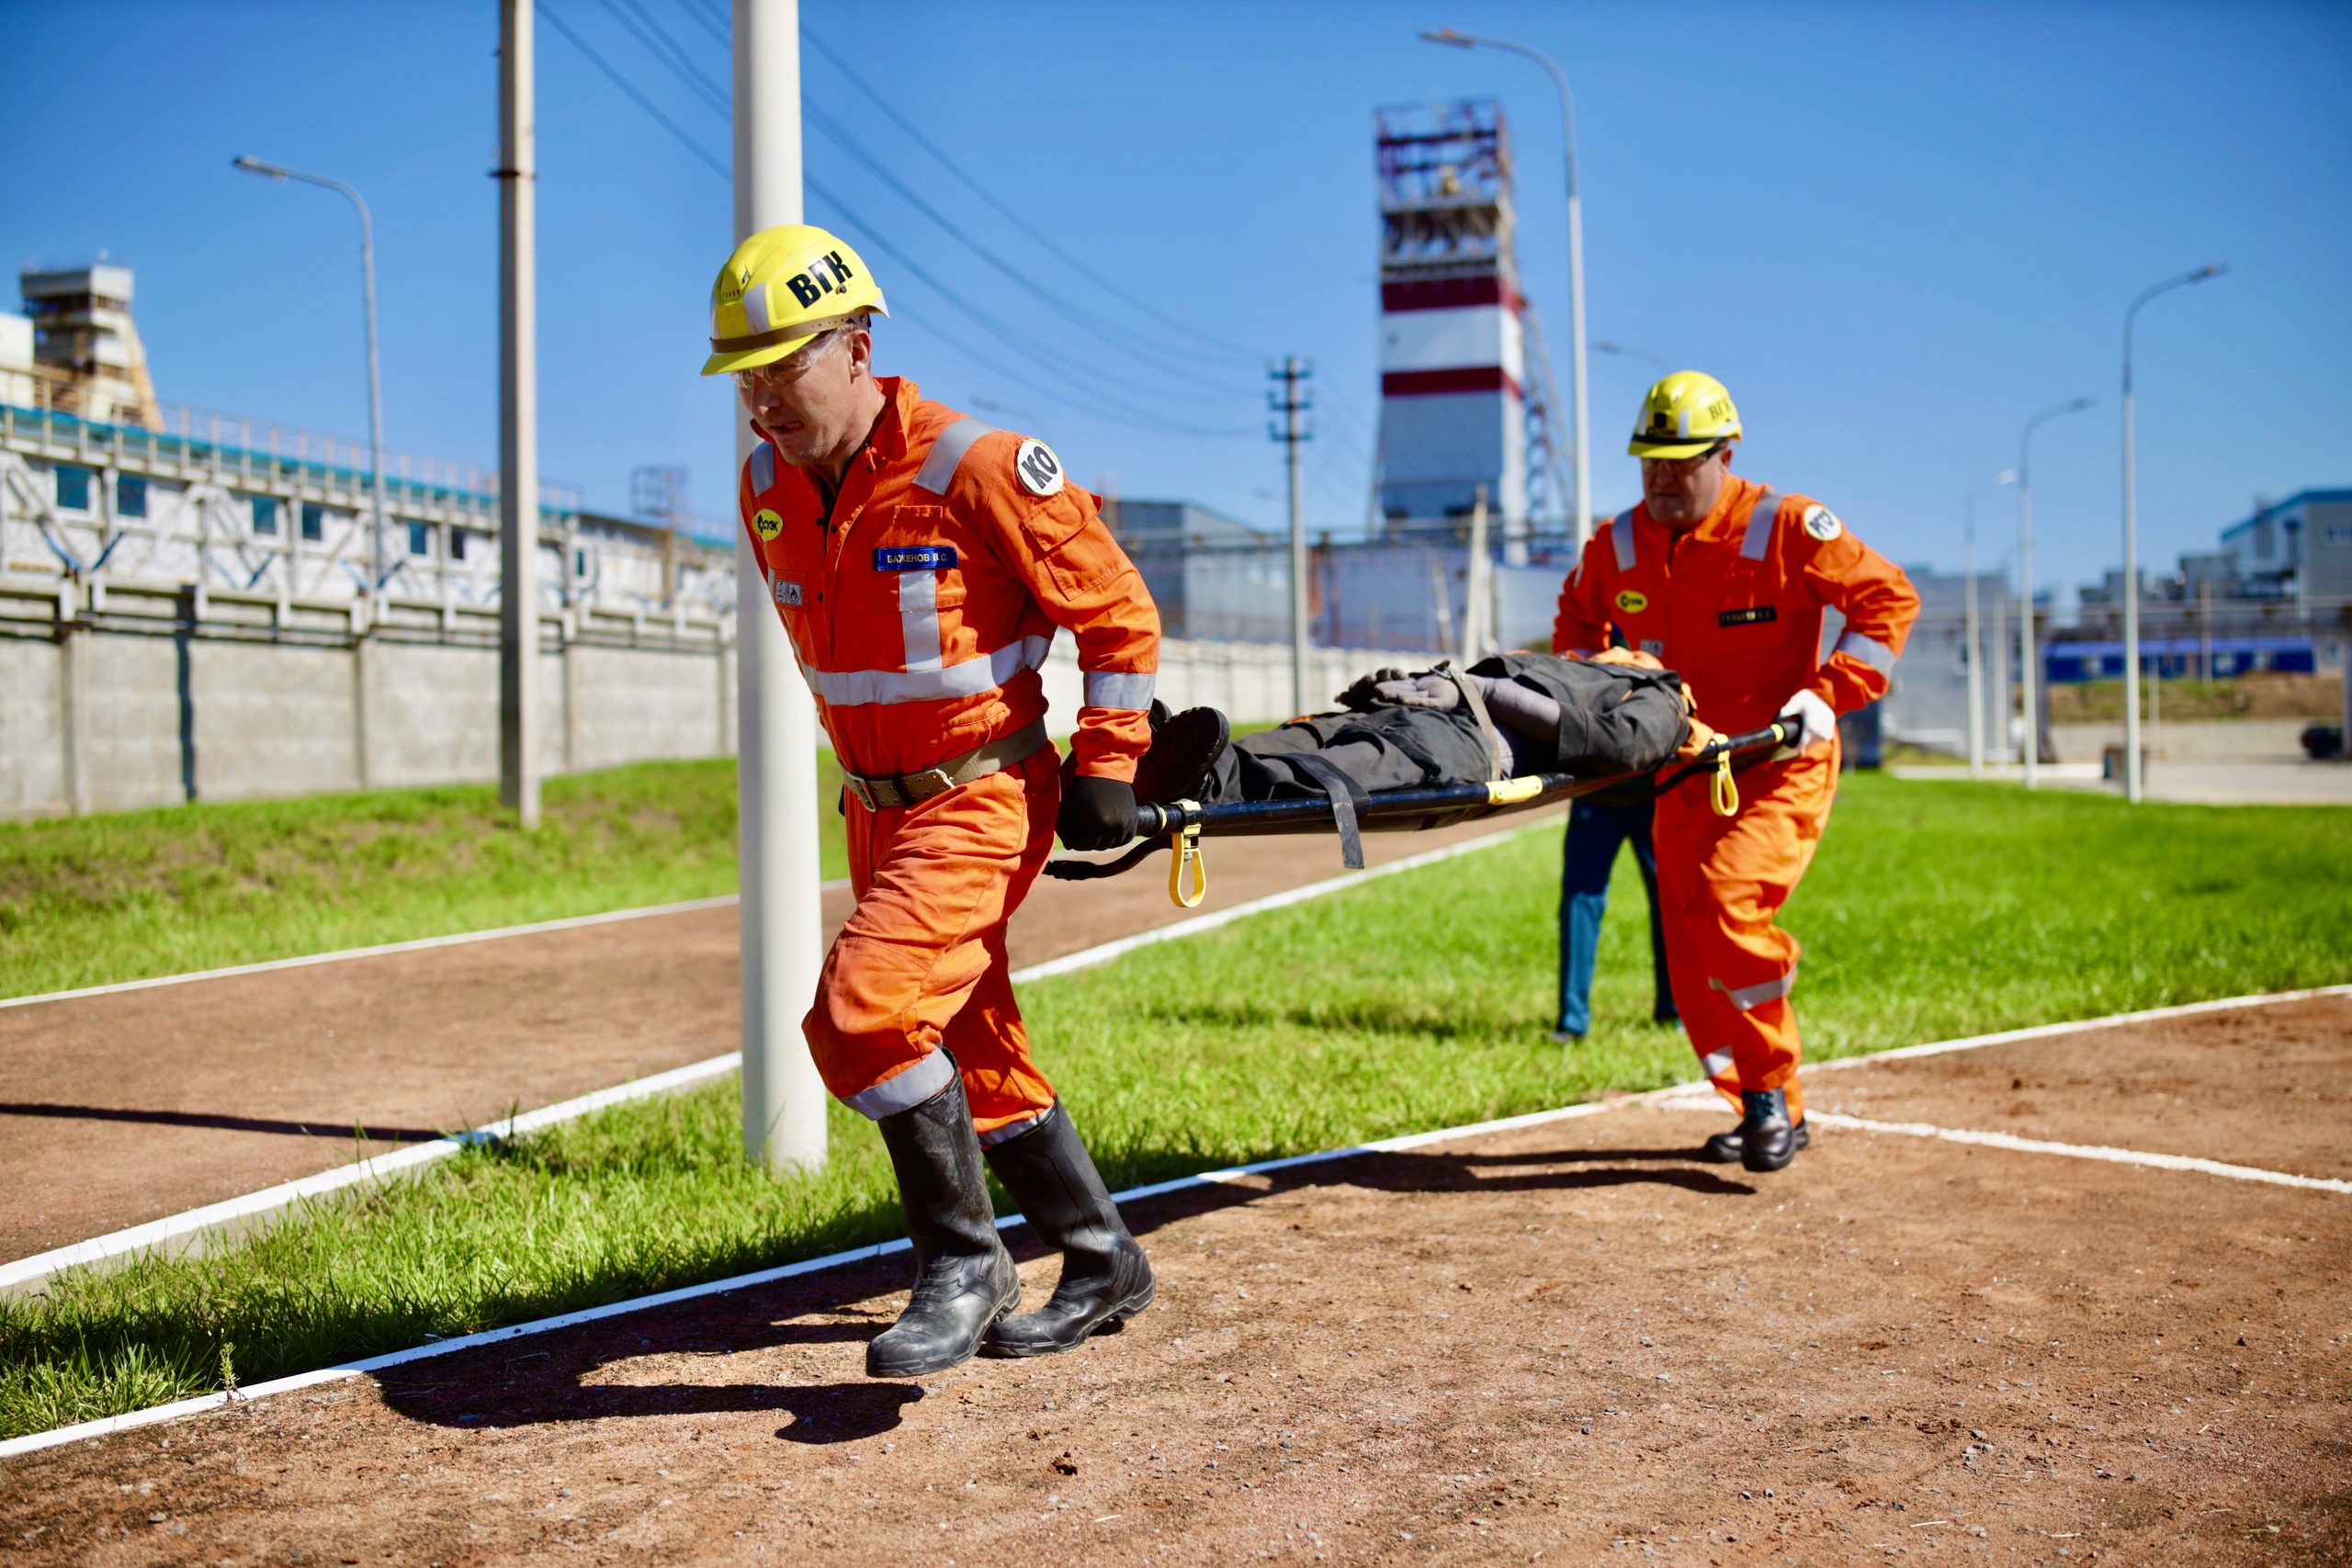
[1699,1048,1737,1080]
[898,568,944,672]
[978,1102,1055,1145]
[749,440,776,494]
[841,1049,956,1120]
[1709,965,1797,1012]
[912,416,1001,494]
[1834,628,1898,674]
[1611,508,1637,571]
[1082,671,1156,710]
[1739,490,1780,561]
[807,635,1050,707]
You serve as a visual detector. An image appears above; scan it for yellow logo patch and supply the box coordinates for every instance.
[752,508,784,542]
[1614,589,1650,615]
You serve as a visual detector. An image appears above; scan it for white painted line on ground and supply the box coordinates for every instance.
[0,1084,1666,1461]
[1796,1110,2352,1195]
[1804,985,2352,1071]
[0,1053,747,1298]
[1009,818,1560,985]
[0,824,1559,1295]
[0,891,846,1012]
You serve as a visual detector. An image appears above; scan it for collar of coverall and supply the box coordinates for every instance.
[746,375,921,484]
[1642,472,1761,545]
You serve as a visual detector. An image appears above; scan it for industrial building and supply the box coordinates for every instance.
[1373,99,1571,545]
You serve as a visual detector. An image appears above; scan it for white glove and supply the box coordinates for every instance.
[1776,688,1837,755]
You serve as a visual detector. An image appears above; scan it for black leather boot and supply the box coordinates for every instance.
[980,1103,1156,1357]
[1699,1116,1809,1165]
[1702,1088,1804,1173]
[865,1071,1020,1379]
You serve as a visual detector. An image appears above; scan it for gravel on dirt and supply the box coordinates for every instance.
[4,999,2346,1565]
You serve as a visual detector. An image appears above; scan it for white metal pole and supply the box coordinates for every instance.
[1274,356,1311,716]
[360,200,388,595]
[1964,490,1982,779]
[2120,265,2226,805]
[735,0,827,1174]
[497,0,540,829]
[2018,397,2093,792]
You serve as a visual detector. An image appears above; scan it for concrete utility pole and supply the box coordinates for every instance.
[735,0,828,1174]
[1962,469,2016,780]
[1420,28,1590,547]
[2121,264,2225,804]
[1271,356,1314,715]
[497,0,541,828]
[231,156,391,593]
[2018,396,2095,791]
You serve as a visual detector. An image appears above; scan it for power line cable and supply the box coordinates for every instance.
[805,175,1253,438]
[802,103,1247,402]
[802,28,1261,366]
[537,1,729,177]
[594,0,728,115]
[671,0,728,42]
[544,2,1250,437]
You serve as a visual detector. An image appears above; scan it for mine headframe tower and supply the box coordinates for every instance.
[1373,98,1569,543]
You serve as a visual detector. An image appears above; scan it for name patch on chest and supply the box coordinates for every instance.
[1718,605,1778,627]
[874,546,956,572]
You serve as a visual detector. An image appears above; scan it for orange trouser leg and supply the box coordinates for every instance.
[1652,747,1838,1124]
[803,746,1060,1138]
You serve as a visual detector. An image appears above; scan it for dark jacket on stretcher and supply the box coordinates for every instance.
[1195,652,1690,807]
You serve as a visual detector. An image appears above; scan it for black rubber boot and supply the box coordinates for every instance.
[865,1071,1020,1379]
[980,1103,1156,1358]
[1707,1088,1803,1173]
[1134,706,1229,806]
[1699,1117,1809,1165]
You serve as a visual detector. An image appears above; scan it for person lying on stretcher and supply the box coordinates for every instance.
[1125,649,1712,812]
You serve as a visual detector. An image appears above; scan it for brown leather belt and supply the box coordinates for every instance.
[841,718,1052,811]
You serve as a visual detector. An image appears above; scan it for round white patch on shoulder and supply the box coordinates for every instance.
[1012,437,1067,498]
[1802,503,1844,542]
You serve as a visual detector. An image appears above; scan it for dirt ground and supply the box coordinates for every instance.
[5,997,2346,1566]
[0,814,1539,1262]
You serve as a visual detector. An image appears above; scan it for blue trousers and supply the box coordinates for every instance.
[1556,797,1676,1036]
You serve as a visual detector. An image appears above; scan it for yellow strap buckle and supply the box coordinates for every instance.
[1167,801,1206,908]
[1711,748,1739,818]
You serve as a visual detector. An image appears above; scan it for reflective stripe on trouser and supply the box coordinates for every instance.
[804,744,1061,1139]
[1652,739,1838,1125]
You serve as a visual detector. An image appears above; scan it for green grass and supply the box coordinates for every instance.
[0,757,848,1000]
[3,777,2347,1438]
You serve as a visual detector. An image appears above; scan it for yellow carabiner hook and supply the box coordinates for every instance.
[1711,748,1739,818]
[1166,800,1206,908]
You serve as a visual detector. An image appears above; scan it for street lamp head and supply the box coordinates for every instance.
[232,154,288,181]
[2068,396,2096,411]
[2191,263,2227,281]
[1419,27,1476,47]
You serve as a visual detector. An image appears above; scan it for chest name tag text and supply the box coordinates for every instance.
[1718,605,1778,627]
[774,579,803,606]
[875,546,956,572]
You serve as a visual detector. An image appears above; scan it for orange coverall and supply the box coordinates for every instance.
[741,376,1159,1140]
[1554,476,1919,1120]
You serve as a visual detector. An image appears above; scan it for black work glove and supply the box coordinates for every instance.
[1057,774,1137,851]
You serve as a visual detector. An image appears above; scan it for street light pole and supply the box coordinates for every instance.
[232,154,390,592]
[493,0,541,829]
[1963,469,2016,780]
[2018,397,2095,791]
[1270,357,1314,715]
[2121,264,2226,805]
[1419,28,1590,547]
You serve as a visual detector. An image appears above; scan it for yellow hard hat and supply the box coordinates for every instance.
[1627,370,1742,459]
[700,224,888,377]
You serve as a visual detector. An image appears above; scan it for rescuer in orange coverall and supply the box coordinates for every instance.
[707,224,1159,1376]
[1555,372,1919,1171]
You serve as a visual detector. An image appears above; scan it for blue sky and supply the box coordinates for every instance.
[4,1,2346,604]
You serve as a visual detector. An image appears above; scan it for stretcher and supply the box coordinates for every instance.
[1046,720,1796,908]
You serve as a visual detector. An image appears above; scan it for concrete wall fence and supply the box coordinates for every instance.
[1,577,1432,820]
